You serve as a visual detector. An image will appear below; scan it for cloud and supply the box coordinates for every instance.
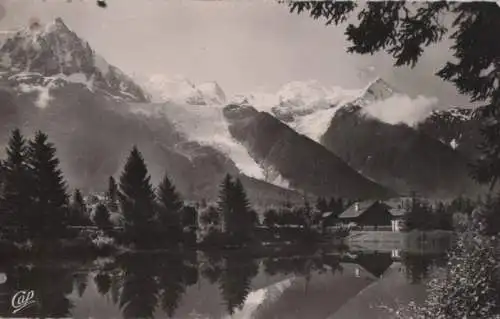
[361,93,439,127]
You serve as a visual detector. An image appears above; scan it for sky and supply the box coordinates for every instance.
[0,0,474,108]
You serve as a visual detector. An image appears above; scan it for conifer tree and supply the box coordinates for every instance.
[218,255,258,315]
[232,178,253,236]
[27,131,70,239]
[316,197,329,213]
[0,129,32,240]
[217,174,234,235]
[217,176,254,244]
[94,203,112,231]
[156,172,183,243]
[118,146,156,247]
[0,159,5,193]
[263,208,279,228]
[69,189,88,226]
[106,176,119,212]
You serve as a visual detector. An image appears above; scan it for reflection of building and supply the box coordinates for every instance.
[354,267,360,278]
[391,249,401,259]
[337,199,406,232]
[343,251,395,278]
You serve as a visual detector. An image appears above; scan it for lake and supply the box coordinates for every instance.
[0,248,447,319]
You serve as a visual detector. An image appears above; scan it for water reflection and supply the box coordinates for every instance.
[400,251,446,284]
[0,250,446,318]
[0,262,75,318]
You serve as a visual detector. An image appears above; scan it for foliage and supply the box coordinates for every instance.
[118,146,157,247]
[263,208,279,228]
[27,131,70,239]
[402,196,434,231]
[316,197,329,213]
[106,176,119,212]
[0,129,32,241]
[287,1,500,191]
[181,205,198,229]
[70,189,90,226]
[216,174,255,245]
[90,230,115,250]
[199,205,221,227]
[93,203,112,231]
[397,234,500,318]
[218,254,259,315]
[156,172,184,244]
[471,194,500,237]
[433,202,453,231]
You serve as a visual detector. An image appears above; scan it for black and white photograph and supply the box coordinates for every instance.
[0,0,499,318]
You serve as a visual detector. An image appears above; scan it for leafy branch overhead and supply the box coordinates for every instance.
[287,1,499,103]
[286,0,500,190]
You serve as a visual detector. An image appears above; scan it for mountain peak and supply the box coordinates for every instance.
[0,18,148,102]
[347,77,397,107]
[46,17,70,32]
[363,77,395,100]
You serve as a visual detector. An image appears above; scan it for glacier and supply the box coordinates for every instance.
[129,101,290,188]
[232,80,362,142]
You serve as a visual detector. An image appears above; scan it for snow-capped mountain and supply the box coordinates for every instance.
[418,106,482,158]
[227,77,483,199]
[221,103,394,199]
[0,18,306,205]
[230,78,393,142]
[0,17,148,104]
[197,81,226,105]
[0,17,480,201]
[140,75,226,105]
[129,101,290,188]
[353,77,396,106]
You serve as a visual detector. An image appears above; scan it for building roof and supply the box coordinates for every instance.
[338,200,378,219]
[339,198,409,219]
[321,211,334,218]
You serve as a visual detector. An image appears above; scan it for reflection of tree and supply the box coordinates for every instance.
[218,254,259,315]
[113,253,197,319]
[94,272,112,296]
[73,272,88,298]
[157,257,186,318]
[401,252,439,284]
[118,255,159,319]
[200,252,224,284]
[0,263,76,318]
[263,253,341,278]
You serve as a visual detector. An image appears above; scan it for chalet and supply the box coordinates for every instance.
[338,199,406,232]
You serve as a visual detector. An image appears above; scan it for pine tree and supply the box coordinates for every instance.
[0,159,5,193]
[216,175,255,245]
[106,176,119,212]
[434,201,453,231]
[0,129,32,240]
[218,255,259,315]
[93,203,112,231]
[403,196,433,231]
[316,197,329,213]
[156,172,184,244]
[232,178,252,227]
[217,174,234,235]
[69,189,88,226]
[118,146,156,247]
[230,178,254,244]
[94,272,112,296]
[199,205,221,228]
[27,131,70,239]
